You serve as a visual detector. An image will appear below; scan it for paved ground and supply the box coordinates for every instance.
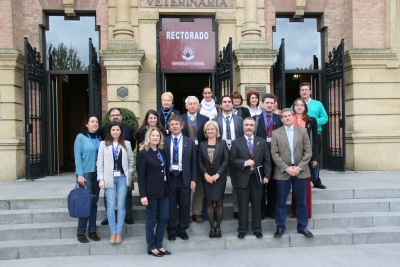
[0,243,399,267]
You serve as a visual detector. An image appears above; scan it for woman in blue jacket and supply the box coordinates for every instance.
[74,114,101,243]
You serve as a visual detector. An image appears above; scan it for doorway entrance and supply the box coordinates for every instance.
[163,73,212,113]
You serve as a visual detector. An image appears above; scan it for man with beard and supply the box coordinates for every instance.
[98,107,136,225]
[230,117,271,239]
[213,95,244,219]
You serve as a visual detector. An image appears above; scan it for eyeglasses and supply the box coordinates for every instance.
[109,114,121,117]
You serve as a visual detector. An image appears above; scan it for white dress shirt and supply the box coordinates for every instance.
[170,133,183,172]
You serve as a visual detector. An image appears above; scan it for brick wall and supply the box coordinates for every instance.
[0,1,14,48]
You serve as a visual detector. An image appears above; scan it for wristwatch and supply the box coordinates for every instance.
[215,173,220,178]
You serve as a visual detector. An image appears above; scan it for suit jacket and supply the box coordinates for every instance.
[270,125,312,180]
[181,113,209,144]
[96,140,134,188]
[234,106,251,120]
[230,136,272,189]
[98,123,136,150]
[213,114,244,140]
[137,148,168,200]
[305,117,319,162]
[254,112,283,139]
[163,135,197,188]
[198,139,229,177]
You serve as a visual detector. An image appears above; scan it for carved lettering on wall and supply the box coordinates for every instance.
[140,0,234,9]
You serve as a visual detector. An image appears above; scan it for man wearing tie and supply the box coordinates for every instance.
[181,96,209,223]
[213,95,244,219]
[230,117,271,239]
[254,94,283,219]
[163,115,197,240]
[271,108,313,238]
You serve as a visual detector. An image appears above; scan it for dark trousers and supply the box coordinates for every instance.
[167,172,191,234]
[261,158,276,216]
[77,172,99,234]
[275,176,308,231]
[237,173,263,234]
[291,178,312,218]
[146,195,169,251]
[103,189,133,219]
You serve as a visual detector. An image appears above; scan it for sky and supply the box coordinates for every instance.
[45,16,100,69]
[273,18,321,70]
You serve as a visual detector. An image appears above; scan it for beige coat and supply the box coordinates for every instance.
[97,140,134,188]
[271,125,312,181]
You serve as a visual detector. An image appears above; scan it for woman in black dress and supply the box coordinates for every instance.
[134,109,166,151]
[198,120,229,238]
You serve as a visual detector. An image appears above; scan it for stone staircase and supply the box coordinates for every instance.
[1,179,400,260]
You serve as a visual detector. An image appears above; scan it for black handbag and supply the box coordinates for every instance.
[67,183,93,218]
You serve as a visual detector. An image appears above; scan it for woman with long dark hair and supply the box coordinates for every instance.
[97,121,134,244]
[134,109,166,151]
[290,98,319,218]
[74,114,101,243]
[199,86,221,119]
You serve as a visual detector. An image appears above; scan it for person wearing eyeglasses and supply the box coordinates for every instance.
[98,107,137,226]
[230,91,251,120]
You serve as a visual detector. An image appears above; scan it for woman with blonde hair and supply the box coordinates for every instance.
[137,127,170,257]
[198,120,229,238]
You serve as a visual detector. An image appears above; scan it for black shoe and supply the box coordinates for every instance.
[101,218,108,225]
[148,250,163,257]
[215,228,222,238]
[77,234,89,243]
[314,183,327,189]
[178,231,189,240]
[157,248,171,255]
[274,229,284,238]
[297,228,313,237]
[209,228,216,238]
[125,217,134,224]
[233,212,239,219]
[238,232,246,239]
[254,232,263,238]
[88,232,101,241]
[168,233,176,241]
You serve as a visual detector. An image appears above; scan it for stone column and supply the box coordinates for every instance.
[0,49,25,180]
[234,0,276,100]
[100,0,145,117]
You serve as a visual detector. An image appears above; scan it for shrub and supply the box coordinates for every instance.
[101,108,139,130]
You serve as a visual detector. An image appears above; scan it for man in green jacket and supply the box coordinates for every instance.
[299,82,328,189]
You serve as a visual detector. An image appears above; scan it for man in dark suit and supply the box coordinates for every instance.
[271,108,313,238]
[230,117,271,239]
[164,114,197,240]
[213,95,244,219]
[180,96,209,223]
[158,92,180,136]
[254,93,283,220]
[97,107,136,225]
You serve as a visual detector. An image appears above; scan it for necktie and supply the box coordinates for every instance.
[173,137,179,176]
[287,128,294,164]
[266,114,273,137]
[225,116,231,140]
[190,115,195,121]
[248,137,255,174]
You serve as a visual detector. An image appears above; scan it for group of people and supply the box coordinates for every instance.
[73,82,328,256]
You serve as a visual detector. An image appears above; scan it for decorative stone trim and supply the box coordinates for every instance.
[62,0,75,16]
[138,9,159,21]
[294,0,306,18]
[215,10,236,22]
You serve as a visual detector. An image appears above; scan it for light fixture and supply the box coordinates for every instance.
[293,74,300,81]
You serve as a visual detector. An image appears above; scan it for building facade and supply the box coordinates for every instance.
[0,0,399,180]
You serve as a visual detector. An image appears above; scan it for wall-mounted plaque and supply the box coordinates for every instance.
[140,0,234,9]
[244,85,266,96]
[117,86,128,101]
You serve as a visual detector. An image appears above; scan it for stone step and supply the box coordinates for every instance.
[2,197,400,225]
[1,212,400,242]
[2,187,400,210]
[1,226,400,260]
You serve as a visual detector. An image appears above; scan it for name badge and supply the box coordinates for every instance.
[266,137,271,142]
[166,129,169,134]
[113,170,121,177]
[172,165,179,171]
[194,140,198,145]
[164,175,167,181]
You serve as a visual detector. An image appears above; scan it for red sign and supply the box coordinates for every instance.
[160,18,216,70]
